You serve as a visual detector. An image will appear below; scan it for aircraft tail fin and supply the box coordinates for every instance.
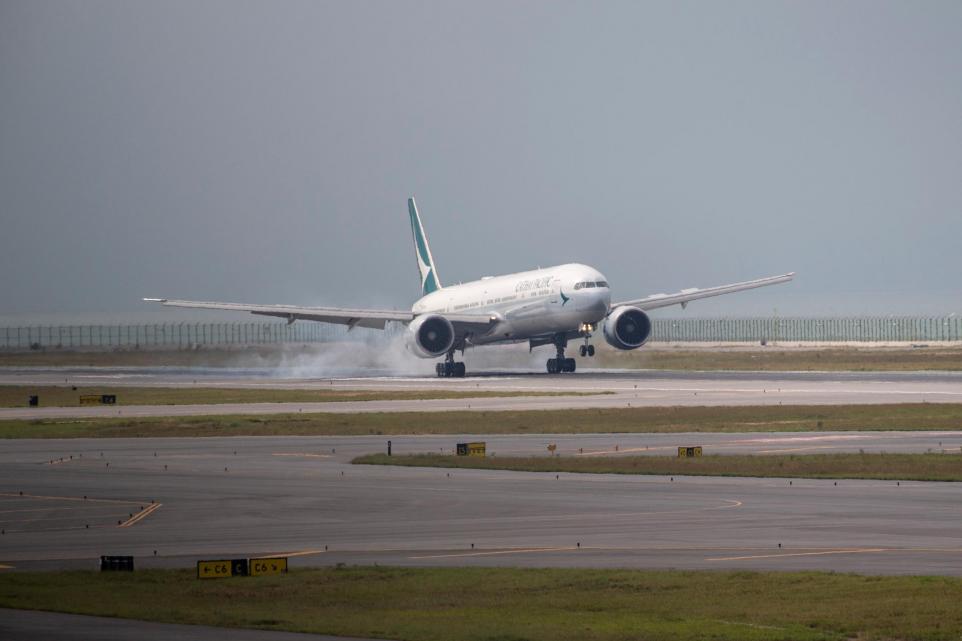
[408,197,442,295]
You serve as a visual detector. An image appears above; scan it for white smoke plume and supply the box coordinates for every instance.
[215,323,593,378]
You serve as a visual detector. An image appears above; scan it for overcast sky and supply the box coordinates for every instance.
[1,0,960,323]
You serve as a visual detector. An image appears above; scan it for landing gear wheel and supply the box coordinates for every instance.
[547,357,576,374]
[579,345,587,357]
[438,360,467,377]
[587,345,595,357]
[547,333,576,374]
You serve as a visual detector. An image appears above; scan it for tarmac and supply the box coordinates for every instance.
[3,366,962,639]
[2,432,961,577]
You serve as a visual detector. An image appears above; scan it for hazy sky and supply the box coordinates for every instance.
[1,0,960,323]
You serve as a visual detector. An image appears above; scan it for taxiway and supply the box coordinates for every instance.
[2,433,961,576]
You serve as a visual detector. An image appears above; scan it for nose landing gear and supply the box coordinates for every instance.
[578,323,596,359]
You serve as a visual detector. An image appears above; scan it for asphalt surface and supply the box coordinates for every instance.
[0,608,369,641]
[4,367,962,639]
[3,368,962,419]
[2,433,961,576]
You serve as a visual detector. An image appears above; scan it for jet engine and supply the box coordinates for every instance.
[603,306,652,350]
[407,313,455,358]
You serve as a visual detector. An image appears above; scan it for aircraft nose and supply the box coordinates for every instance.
[595,289,611,313]
[580,289,609,315]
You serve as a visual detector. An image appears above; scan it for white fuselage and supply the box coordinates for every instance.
[411,263,611,346]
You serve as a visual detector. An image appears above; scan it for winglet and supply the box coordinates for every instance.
[408,197,442,296]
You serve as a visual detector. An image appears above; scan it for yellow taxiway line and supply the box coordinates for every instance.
[707,548,887,562]
[271,453,332,459]
[117,502,162,528]
[0,492,143,506]
[409,546,579,560]
[262,549,328,559]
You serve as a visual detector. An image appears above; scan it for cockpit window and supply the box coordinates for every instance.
[575,280,607,290]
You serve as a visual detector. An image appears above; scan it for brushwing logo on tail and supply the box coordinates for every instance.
[416,248,438,294]
[409,198,441,295]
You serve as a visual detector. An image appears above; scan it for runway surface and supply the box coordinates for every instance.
[3,433,962,576]
[0,608,364,641]
[3,367,962,419]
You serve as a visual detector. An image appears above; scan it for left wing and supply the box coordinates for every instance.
[142,298,496,332]
[612,272,794,311]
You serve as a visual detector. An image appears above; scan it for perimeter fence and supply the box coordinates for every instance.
[652,317,962,343]
[0,321,376,350]
[1,317,960,350]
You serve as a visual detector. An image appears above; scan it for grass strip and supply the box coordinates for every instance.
[2,566,962,640]
[0,385,599,408]
[354,452,962,482]
[600,347,962,371]
[2,403,962,438]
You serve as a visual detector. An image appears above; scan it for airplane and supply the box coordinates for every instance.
[146,198,794,377]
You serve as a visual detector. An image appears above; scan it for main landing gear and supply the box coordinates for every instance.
[546,335,576,374]
[436,351,466,378]
[545,330,596,374]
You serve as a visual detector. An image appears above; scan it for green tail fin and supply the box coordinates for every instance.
[408,197,442,295]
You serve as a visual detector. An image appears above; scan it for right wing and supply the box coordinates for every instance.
[612,272,794,312]
[142,298,496,332]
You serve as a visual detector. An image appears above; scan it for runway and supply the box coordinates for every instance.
[3,367,962,420]
[3,433,962,576]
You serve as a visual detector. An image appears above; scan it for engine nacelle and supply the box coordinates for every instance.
[603,306,652,350]
[407,313,455,358]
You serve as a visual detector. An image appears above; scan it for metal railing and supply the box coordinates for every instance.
[1,317,960,350]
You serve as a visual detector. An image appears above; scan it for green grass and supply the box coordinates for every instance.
[0,385,598,408]
[599,346,962,371]
[354,452,962,482]
[2,566,962,640]
[2,403,962,438]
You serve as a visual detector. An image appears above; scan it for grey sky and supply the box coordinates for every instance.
[1,0,960,323]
